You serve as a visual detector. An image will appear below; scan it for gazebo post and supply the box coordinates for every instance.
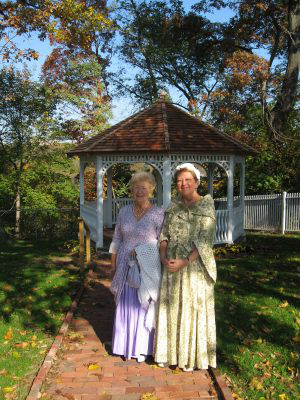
[240,159,246,231]
[153,168,163,206]
[106,167,113,228]
[79,160,85,208]
[96,155,104,249]
[207,164,215,197]
[227,157,235,243]
[163,157,172,208]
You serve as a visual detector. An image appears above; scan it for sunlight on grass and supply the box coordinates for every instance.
[0,240,81,400]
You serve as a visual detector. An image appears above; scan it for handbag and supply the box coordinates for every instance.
[126,253,141,288]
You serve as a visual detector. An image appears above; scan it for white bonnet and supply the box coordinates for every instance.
[175,163,200,181]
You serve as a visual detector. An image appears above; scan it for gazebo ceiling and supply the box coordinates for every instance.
[68,99,257,156]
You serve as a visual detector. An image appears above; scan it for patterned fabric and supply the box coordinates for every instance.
[110,204,164,306]
[136,242,161,330]
[154,194,217,370]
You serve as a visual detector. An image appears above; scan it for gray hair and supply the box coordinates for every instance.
[129,172,156,194]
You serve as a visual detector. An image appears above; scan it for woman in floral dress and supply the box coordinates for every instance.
[154,163,217,371]
[110,172,164,362]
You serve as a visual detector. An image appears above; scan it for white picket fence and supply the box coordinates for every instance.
[108,192,300,234]
[244,192,300,233]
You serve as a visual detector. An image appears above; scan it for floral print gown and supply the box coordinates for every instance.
[154,194,217,369]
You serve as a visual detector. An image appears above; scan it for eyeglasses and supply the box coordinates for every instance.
[176,178,195,184]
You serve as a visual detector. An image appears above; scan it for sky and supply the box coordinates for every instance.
[3,1,236,125]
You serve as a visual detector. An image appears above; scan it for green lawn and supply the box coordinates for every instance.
[216,232,300,400]
[0,240,81,400]
[0,234,299,400]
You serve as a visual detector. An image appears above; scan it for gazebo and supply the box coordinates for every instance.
[68,98,256,249]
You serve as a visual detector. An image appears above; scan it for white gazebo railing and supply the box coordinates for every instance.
[81,198,240,246]
[80,202,98,242]
[108,197,159,225]
[215,209,229,244]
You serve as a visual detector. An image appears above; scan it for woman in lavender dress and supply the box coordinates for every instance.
[109,172,164,362]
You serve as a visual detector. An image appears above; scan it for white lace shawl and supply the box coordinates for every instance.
[135,241,161,330]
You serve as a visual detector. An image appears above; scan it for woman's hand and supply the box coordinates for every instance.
[130,249,136,258]
[165,258,188,273]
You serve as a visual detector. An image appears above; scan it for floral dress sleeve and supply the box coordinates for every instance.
[109,207,124,254]
[191,195,217,283]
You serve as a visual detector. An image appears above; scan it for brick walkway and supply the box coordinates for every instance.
[41,259,223,400]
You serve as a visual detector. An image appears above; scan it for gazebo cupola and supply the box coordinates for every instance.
[68,99,256,249]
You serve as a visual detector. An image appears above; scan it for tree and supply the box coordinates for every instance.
[193,0,300,140]
[1,1,114,130]
[114,0,299,137]
[113,0,227,111]
[0,66,57,237]
[42,51,111,142]
[0,0,112,62]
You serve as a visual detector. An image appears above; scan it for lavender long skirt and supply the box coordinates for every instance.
[112,283,154,359]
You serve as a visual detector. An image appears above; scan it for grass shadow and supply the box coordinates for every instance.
[215,232,300,399]
[0,240,81,334]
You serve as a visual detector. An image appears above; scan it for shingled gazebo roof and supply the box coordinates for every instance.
[68,99,256,156]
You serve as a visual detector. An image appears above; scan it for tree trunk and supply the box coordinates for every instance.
[15,185,21,239]
[268,0,300,138]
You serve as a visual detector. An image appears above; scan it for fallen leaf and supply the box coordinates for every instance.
[15,342,29,348]
[279,301,289,308]
[4,328,13,340]
[249,377,263,390]
[264,360,271,368]
[3,387,15,393]
[87,363,100,371]
[232,393,243,400]
[278,395,288,400]
[140,393,159,400]
[262,373,271,378]
[292,336,300,343]
[0,369,7,375]
[68,332,84,341]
